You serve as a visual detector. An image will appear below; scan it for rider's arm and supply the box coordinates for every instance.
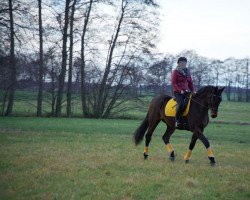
[188,75,194,93]
[171,70,182,93]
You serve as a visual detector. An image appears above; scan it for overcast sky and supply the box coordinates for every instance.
[157,0,250,60]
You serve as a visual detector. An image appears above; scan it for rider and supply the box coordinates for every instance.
[171,57,195,127]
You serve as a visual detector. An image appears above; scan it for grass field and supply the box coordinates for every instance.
[0,116,250,199]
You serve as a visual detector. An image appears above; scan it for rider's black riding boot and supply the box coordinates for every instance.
[175,105,183,127]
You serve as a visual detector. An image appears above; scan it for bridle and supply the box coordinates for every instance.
[184,93,221,112]
[208,93,222,112]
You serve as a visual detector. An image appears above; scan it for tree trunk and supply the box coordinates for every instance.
[102,71,127,118]
[227,81,231,101]
[80,0,93,117]
[55,0,70,117]
[246,60,249,102]
[1,88,9,116]
[51,60,56,116]
[237,86,242,102]
[95,0,126,118]
[5,0,16,116]
[66,0,76,117]
[37,0,44,117]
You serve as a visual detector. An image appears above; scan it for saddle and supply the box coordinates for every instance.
[165,94,192,117]
[165,94,192,131]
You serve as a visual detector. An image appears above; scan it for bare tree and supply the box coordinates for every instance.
[92,0,159,118]
[164,54,176,93]
[55,0,71,117]
[80,0,94,117]
[37,0,44,117]
[94,0,127,118]
[5,0,16,116]
[0,55,11,116]
[245,59,250,102]
[43,47,61,115]
[146,60,167,94]
[210,59,224,86]
[146,54,175,95]
[66,0,77,117]
[223,58,237,101]
[235,59,244,101]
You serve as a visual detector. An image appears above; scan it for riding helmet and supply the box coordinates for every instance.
[177,57,187,63]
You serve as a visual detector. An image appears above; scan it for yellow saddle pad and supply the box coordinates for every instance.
[165,95,192,117]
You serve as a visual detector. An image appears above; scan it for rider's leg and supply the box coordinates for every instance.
[174,92,185,126]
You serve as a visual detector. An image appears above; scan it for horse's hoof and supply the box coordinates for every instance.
[169,151,175,161]
[170,151,175,161]
[208,157,216,166]
[185,160,189,163]
[144,153,148,160]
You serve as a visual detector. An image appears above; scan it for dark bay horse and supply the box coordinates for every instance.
[133,86,225,165]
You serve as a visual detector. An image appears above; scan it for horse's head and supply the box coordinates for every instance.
[208,87,225,118]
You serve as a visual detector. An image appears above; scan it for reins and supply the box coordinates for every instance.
[185,94,209,110]
[171,93,207,109]
[185,93,220,112]
[172,91,220,112]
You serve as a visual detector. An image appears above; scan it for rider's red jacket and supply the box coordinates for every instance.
[171,69,194,93]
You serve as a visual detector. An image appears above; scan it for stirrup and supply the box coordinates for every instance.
[175,121,181,128]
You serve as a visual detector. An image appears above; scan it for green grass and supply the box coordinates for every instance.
[211,101,250,124]
[0,117,250,199]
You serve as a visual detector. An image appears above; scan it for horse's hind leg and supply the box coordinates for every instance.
[162,125,175,161]
[144,119,160,160]
[184,133,198,163]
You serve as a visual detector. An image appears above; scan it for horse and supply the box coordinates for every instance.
[133,85,225,165]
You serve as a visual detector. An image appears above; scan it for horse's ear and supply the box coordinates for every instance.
[218,87,225,94]
[213,86,218,93]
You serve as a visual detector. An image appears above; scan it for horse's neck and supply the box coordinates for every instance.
[192,93,209,111]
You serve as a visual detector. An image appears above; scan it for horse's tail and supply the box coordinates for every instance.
[133,113,149,145]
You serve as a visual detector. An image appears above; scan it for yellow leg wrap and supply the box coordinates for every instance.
[166,143,174,153]
[207,147,214,157]
[144,147,149,155]
[184,150,192,161]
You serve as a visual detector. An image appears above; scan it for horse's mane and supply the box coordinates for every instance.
[194,85,215,97]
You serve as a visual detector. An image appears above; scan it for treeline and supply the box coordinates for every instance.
[0,0,249,118]
[146,50,250,102]
[0,0,159,117]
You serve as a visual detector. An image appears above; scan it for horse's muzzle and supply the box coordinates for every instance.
[210,111,217,118]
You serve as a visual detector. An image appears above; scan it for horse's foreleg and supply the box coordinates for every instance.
[184,133,198,163]
[162,126,175,161]
[199,133,216,166]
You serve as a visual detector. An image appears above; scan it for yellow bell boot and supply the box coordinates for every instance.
[184,150,192,163]
[166,143,175,161]
[166,143,174,153]
[144,146,149,160]
[207,147,216,166]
